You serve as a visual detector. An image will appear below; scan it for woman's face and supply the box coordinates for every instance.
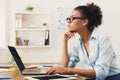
[67,10,85,32]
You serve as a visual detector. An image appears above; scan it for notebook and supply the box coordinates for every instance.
[0,75,12,80]
[8,46,47,75]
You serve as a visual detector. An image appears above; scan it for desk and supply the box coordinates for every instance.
[0,63,85,80]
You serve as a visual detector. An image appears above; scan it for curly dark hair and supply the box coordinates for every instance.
[74,3,102,31]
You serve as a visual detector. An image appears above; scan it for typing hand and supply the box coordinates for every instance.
[46,66,67,75]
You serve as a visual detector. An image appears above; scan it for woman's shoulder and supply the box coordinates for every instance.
[93,29,111,41]
[98,35,111,44]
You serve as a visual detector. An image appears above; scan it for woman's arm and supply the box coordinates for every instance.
[46,66,96,78]
[61,32,75,67]
[67,68,96,78]
[61,40,69,67]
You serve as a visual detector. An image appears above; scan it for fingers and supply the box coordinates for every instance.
[46,67,55,75]
[66,31,75,38]
[69,32,75,37]
[64,31,75,41]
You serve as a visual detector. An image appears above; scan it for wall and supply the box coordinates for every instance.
[0,0,10,63]
[2,0,120,67]
[0,0,6,48]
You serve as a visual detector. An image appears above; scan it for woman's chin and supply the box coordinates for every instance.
[68,29,76,32]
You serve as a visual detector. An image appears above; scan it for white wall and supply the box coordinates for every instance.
[1,0,120,66]
[0,0,6,48]
[0,0,10,63]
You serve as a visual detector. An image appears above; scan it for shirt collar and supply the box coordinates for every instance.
[90,28,99,40]
[78,28,99,41]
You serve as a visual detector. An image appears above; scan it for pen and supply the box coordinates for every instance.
[43,65,53,67]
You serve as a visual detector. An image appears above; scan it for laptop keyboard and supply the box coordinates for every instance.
[24,68,41,73]
[32,75,68,80]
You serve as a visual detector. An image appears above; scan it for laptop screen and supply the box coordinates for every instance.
[8,46,25,72]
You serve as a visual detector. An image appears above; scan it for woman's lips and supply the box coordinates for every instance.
[68,24,71,27]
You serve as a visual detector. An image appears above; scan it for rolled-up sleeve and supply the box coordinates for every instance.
[68,45,80,68]
[94,37,114,80]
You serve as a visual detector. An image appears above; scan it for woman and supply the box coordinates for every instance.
[46,3,120,80]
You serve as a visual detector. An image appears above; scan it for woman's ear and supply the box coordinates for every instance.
[83,19,88,26]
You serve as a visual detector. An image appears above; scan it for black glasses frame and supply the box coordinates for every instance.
[66,17,86,23]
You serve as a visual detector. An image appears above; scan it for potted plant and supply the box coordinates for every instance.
[26,5,34,11]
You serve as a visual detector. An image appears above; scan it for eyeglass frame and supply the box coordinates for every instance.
[66,16,86,23]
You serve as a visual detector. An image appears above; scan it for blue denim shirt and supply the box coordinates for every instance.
[68,29,120,80]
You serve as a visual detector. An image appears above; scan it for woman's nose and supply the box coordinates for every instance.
[67,20,71,23]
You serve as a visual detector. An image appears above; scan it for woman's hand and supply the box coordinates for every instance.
[63,31,75,42]
[46,66,68,75]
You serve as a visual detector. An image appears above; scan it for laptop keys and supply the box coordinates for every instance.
[23,68,41,73]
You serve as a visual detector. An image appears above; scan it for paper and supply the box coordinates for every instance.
[0,67,15,73]
[0,75,12,79]
[0,68,9,72]
[8,68,16,71]
[0,64,13,68]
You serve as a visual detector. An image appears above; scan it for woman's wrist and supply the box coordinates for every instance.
[63,39,68,43]
[66,68,72,74]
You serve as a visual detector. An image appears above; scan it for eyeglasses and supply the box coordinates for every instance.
[66,17,86,23]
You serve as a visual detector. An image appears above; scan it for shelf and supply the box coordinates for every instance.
[15,28,50,31]
[15,12,51,48]
[15,12,50,15]
[15,45,51,48]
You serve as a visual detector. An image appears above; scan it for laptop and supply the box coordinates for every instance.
[8,46,47,75]
[8,46,77,79]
